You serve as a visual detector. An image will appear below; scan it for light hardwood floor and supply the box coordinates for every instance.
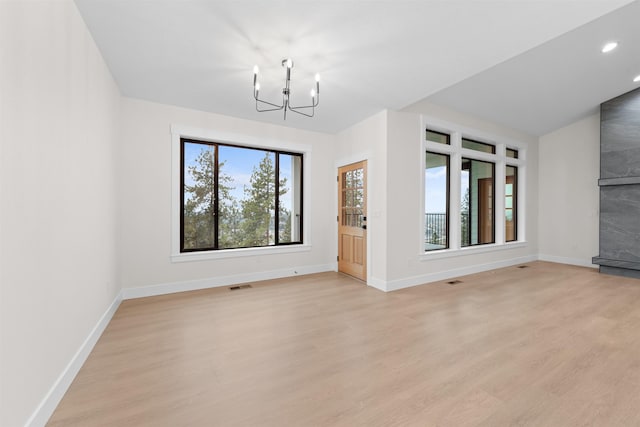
[48,262,640,426]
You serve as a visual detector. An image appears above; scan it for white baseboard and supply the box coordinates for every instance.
[384,255,539,292]
[25,292,122,427]
[538,254,598,269]
[121,263,335,300]
[366,277,388,292]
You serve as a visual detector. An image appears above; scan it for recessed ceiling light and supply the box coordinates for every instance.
[602,42,618,53]
[634,75,640,83]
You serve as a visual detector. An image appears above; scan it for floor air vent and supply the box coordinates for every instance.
[229,284,252,291]
[447,280,463,285]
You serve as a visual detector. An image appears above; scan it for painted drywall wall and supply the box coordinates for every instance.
[334,110,388,287]
[538,113,600,267]
[0,1,121,426]
[118,98,336,292]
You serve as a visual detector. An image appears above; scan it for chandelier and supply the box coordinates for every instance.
[252,59,320,119]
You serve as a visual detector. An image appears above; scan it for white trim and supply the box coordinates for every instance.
[122,263,335,299]
[170,124,313,262]
[367,276,388,292]
[171,244,312,262]
[420,114,528,151]
[386,254,538,292]
[25,293,123,427]
[538,254,598,269]
[419,241,528,261]
[170,124,313,153]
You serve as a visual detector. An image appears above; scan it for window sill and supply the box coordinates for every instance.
[171,244,312,263]
[418,241,528,261]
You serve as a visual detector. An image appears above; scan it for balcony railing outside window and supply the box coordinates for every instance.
[425,212,469,250]
[425,213,446,250]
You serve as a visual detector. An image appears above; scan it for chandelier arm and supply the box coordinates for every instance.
[287,106,315,118]
[289,93,319,110]
[255,97,285,110]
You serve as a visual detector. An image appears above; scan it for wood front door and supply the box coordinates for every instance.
[338,161,367,281]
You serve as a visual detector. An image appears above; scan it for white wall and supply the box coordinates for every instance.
[538,113,600,267]
[118,98,336,293]
[0,1,122,426]
[334,110,388,288]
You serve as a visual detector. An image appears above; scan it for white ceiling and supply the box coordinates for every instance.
[74,0,638,135]
[423,0,640,136]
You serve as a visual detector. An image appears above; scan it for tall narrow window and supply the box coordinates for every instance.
[425,151,449,251]
[181,139,303,252]
[505,165,517,242]
[278,154,303,243]
[461,158,495,247]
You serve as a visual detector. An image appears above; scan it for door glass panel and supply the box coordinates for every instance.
[342,167,364,228]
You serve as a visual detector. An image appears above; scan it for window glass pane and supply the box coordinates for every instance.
[278,154,302,243]
[220,147,276,248]
[506,166,517,242]
[461,158,495,247]
[426,129,450,145]
[462,138,495,154]
[425,152,449,251]
[183,142,216,251]
[506,148,519,159]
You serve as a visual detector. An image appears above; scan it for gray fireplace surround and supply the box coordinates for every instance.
[592,87,640,278]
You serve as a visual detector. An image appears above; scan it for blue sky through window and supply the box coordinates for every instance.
[184,143,293,206]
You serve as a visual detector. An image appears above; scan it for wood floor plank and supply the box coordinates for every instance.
[48,263,640,426]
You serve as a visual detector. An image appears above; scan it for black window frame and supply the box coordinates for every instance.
[180,138,304,253]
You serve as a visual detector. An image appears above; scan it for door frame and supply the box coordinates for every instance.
[335,154,372,286]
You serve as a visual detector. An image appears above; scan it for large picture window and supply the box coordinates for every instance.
[181,138,303,252]
[422,121,525,257]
